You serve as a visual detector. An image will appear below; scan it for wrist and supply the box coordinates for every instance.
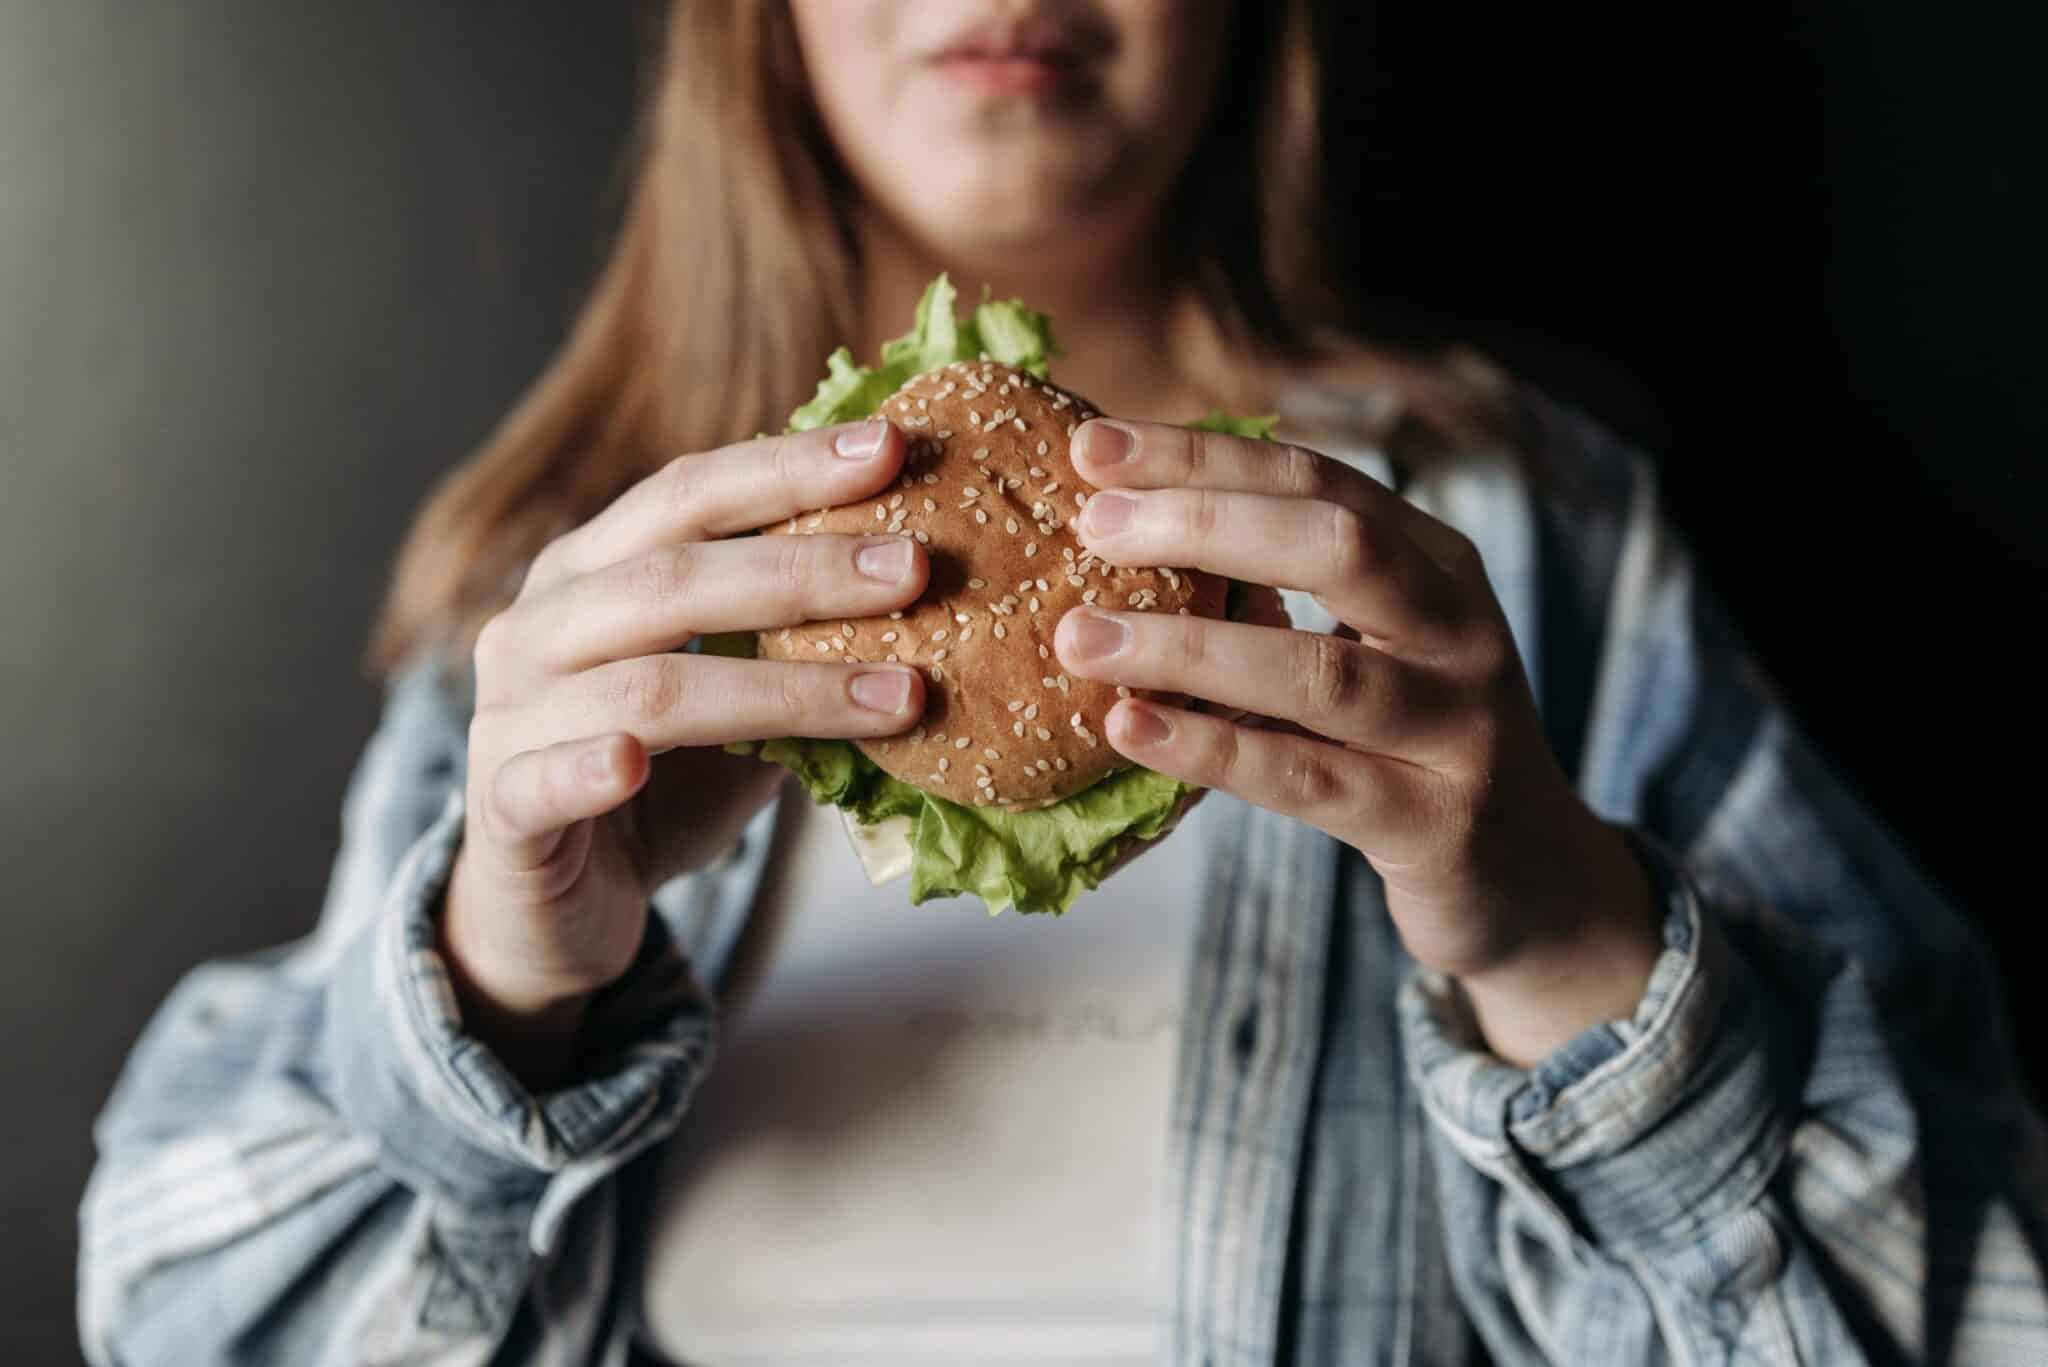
[1453,818,1662,1068]
[440,850,593,1091]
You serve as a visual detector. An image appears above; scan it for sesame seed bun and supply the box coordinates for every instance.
[757,363,1226,810]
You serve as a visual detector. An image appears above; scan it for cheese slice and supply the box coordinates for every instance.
[840,809,915,886]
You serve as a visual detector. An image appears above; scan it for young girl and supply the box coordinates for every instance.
[81,4,2048,1363]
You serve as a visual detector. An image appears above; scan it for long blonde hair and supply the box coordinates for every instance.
[365,0,1512,680]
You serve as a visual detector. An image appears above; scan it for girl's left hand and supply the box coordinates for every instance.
[1057,418,1663,1065]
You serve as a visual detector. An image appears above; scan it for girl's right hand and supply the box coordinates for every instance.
[443,419,928,1080]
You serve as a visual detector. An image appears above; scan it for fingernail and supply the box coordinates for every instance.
[833,419,887,459]
[1114,702,1173,748]
[855,538,914,581]
[849,668,913,713]
[1080,491,1136,538]
[579,738,618,784]
[1062,608,1128,661]
[1077,419,1136,466]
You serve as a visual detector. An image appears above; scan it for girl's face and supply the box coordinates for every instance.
[789,0,1233,271]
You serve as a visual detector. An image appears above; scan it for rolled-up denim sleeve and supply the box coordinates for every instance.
[1397,399,2048,1364]
[80,658,724,1365]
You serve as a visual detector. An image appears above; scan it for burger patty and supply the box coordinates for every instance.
[757,362,1225,809]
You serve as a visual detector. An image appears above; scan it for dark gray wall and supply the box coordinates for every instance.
[5,2,2044,1363]
[2,4,638,1361]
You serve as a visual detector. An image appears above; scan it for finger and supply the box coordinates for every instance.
[561,654,926,753]
[1072,417,1474,569]
[1072,486,1463,653]
[523,419,911,596]
[1055,607,1463,760]
[489,533,927,679]
[1102,699,1443,863]
[483,732,647,871]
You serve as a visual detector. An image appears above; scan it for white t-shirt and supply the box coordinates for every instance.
[637,782,1211,1366]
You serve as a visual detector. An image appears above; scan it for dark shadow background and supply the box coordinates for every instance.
[4,3,2042,1361]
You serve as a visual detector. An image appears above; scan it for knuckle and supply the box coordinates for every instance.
[472,610,515,675]
[612,657,688,724]
[1300,633,1367,720]
[632,543,697,605]
[1184,487,1223,540]
[776,534,814,603]
[1325,505,1383,582]
[1280,444,1327,500]
[768,432,806,494]
[1277,746,1348,813]
[660,452,700,523]
[1173,615,1211,678]
[774,663,815,724]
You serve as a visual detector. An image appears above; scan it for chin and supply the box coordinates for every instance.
[894,162,1118,268]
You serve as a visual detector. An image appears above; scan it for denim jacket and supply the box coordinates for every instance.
[80,381,2048,1365]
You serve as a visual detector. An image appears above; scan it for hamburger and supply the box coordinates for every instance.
[727,275,1284,914]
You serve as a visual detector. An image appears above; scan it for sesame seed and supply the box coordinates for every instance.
[933,732,948,743]
[955,736,971,749]
[1039,644,1050,658]
[813,641,832,653]
[1036,578,1050,592]
[1057,675,1071,693]
[1042,676,1056,688]
[993,622,1007,639]
[954,612,971,624]
[1036,440,1049,456]
[807,515,824,529]
[985,747,1001,760]
[1055,757,1068,771]
[963,487,981,498]
[976,775,992,789]
[1035,726,1053,741]
[888,493,904,508]
[881,631,898,643]
[1024,703,1039,720]
[1008,700,1025,712]
[786,516,797,532]
[885,653,899,662]
[1028,597,1041,613]
[923,473,939,485]
[890,610,904,620]
[1082,590,1098,605]
[937,757,951,772]
[911,727,928,741]
[974,509,988,524]
[1128,592,1143,606]
[1068,575,1087,588]
[1006,518,1020,535]
[932,629,949,641]
[1043,481,1060,494]
[934,648,948,661]
[973,447,990,461]
[1025,542,1038,558]
[968,409,982,424]
[923,498,938,513]
[1029,466,1046,479]
[915,531,930,544]
[974,763,990,776]
[1012,417,1027,432]
[968,577,986,589]
[1117,686,1132,698]
[1014,721,1025,737]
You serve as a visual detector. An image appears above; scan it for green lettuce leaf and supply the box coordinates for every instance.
[787,275,1058,433]
[741,274,1273,914]
[1190,409,1280,440]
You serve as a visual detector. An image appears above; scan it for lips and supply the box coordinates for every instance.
[928,16,1095,97]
